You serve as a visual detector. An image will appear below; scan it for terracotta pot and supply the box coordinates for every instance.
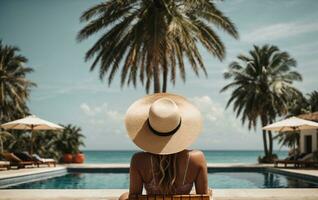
[63,153,73,163]
[73,153,85,163]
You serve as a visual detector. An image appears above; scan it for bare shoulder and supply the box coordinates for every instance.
[130,151,149,164]
[189,150,207,166]
[189,149,205,158]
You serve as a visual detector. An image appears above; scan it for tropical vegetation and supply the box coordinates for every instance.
[0,40,35,154]
[221,45,302,163]
[288,90,318,116]
[0,40,35,124]
[0,40,85,162]
[0,130,13,153]
[77,0,238,93]
[3,124,85,161]
[55,124,85,155]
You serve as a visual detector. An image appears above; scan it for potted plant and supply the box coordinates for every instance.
[55,128,73,163]
[63,153,73,163]
[69,126,85,163]
[56,124,85,163]
[74,151,85,163]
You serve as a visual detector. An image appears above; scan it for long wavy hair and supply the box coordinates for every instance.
[153,153,178,194]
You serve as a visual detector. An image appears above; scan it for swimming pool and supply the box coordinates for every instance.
[4,168,318,189]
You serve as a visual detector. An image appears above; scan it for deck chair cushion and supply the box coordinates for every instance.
[1,152,22,163]
[0,161,10,165]
[299,153,313,161]
[32,154,43,162]
[32,154,55,163]
[42,158,55,162]
[14,152,33,161]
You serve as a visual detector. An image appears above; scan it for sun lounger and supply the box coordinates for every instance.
[129,194,210,200]
[0,161,10,170]
[0,152,34,169]
[275,160,318,168]
[14,152,56,167]
[274,153,318,168]
[32,154,56,167]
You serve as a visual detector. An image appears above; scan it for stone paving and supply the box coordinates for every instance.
[278,168,318,177]
[1,189,318,200]
[0,165,66,179]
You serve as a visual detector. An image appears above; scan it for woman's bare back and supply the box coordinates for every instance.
[129,149,208,195]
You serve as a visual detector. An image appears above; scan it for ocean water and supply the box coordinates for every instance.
[82,150,288,164]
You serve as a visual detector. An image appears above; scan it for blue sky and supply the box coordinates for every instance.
[1,0,317,150]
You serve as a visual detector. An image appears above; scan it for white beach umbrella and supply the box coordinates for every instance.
[263,116,318,132]
[0,115,63,154]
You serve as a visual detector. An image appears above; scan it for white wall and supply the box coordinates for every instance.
[300,129,318,153]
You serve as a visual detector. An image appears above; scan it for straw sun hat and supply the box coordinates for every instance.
[125,93,202,155]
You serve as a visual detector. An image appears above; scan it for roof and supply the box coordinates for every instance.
[298,112,318,122]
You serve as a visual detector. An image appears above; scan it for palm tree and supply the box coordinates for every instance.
[287,90,318,117]
[4,131,30,153]
[77,0,238,93]
[0,130,14,153]
[221,45,302,162]
[32,130,61,160]
[56,124,85,155]
[274,131,300,150]
[307,90,318,112]
[286,92,309,117]
[0,40,36,123]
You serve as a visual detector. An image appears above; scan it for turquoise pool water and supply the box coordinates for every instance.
[7,169,318,189]
[83,150,288,163]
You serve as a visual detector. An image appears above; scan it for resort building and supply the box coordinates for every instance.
[299,112,318,154]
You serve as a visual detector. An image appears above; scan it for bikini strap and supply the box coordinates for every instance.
[182,151,190,185]
[150,155,156,184]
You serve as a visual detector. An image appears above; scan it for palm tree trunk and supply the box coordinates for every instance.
[0,127,3,153]
[268,130,273,156]
[296,132,300,149]
[262,130,269,156]
[0,137,3,153]
[152,6,161,94]
[261,118,269,157]
[162,62,167,92]
[153,64,161,93]
[30,126,34,155]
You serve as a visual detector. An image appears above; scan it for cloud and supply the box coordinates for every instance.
[190,95,249,135]
[78,101,131,150]
[80,102,124,121]
[80,103,92,116]
[243,21,318,42]
[191,96,224,122]
[188,95,264,150]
